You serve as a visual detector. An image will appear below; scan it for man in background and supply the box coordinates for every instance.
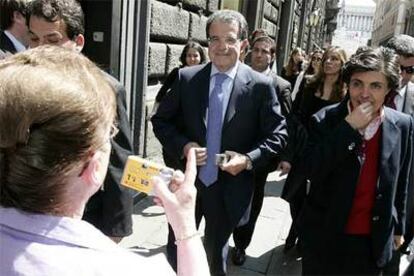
[26,0,134,243]
[384,34,414,275]
[0,0,31,59]
[232,35,291,266]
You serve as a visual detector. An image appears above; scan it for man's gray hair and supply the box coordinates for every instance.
[206,10,248,40]
[386,34,414,57]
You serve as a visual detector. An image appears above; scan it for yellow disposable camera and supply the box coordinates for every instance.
[121,156,173,195]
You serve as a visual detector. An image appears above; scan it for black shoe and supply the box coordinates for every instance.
[283,232,297,254]
[232,248,246,266]
[283,241,295,253]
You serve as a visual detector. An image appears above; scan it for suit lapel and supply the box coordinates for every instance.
[0,31,17,54]
[222,65,249,131]
[197,63,212,129]
[380,108,400,171]
[403,82,414,115]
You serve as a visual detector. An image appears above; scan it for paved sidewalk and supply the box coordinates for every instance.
[120,172,302,275]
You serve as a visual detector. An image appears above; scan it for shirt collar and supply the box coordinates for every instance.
[398,84,407,98]
[4,30,26,52]
[211,61,239,80]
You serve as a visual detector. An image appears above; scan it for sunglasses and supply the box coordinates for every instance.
[400,65,414,74]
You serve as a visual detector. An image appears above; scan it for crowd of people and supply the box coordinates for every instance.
[1,0,413,276]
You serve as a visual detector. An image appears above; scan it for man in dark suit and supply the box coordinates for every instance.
[26,0,134,243]
[383,34,414,275]
[231,35,291,266]
[0,0,30,59]
[152,10,287,276]
[300,47,413,275]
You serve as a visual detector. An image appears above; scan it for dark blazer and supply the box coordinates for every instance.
[0,30,17,59]
[83,73,134,237]
[151,62,288,226]
[300,100,414,267]
[401,81,414,251]
[268,72,292,117]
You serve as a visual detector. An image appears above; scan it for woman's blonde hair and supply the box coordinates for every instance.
[0,46,116,214]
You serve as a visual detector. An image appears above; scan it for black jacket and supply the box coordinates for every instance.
[301,100,413,267]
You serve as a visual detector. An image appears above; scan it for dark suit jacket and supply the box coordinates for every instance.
[152,62,288,226]
[258,72,292,174]
[0,30,17,59]
[401,81,414,250]
[268,72,292,117]
[300,100,413,267]
[83,73,134,237]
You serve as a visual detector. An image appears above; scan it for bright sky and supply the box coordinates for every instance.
[341,0,376,7]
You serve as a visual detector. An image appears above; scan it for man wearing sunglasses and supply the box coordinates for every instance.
[384,34,414,276]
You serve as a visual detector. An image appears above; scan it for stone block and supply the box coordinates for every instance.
[207,0,219,12]
[166,44,185,73]
[271,6,278,22]
[158,0,181,4]
[189,13,208,42]
[183,0,207,11]
[264,1,271,19]
[151,0,190,42]
[269,0,280,8]
[148,42,167,78]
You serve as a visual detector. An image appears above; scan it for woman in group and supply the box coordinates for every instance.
[281,47,305,88]
[0,46,209,276]
[153,40,207,109]
[300,46,413,275]
[291,49,324,101]
[278,46,347,253]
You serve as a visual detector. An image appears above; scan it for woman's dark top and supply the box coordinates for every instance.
[281,67,301,89]
[155,67,180,102]
[281,83,338,202]
[299,90,336,129]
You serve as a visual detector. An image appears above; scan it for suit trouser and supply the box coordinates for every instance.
[285,183,306,245]
[302,234,381,275]
[233,171,267,250]
[167,179,238,276]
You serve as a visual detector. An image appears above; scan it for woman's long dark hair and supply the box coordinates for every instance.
[179,40,207,67]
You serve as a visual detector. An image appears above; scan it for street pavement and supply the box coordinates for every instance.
[120,171,302,275]
[120,171,413,275]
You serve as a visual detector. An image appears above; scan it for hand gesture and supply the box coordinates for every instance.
[345,102,375,130]
[152,148,198,239]
[277,161,292,176]
[220,150,249,176]
[183,142,207,165]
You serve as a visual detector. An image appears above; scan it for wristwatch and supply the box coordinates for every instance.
[245,155,253,170]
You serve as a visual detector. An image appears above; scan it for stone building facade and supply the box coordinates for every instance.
[371,0,414,46]
[332,0,375,56]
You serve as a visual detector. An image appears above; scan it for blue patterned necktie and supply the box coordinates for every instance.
[199,73,228,186]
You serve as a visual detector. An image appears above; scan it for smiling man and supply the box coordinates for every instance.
[231,35,292,266]
[300,47,413,275]
[152,10,287,275]
[26,0,134,244]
